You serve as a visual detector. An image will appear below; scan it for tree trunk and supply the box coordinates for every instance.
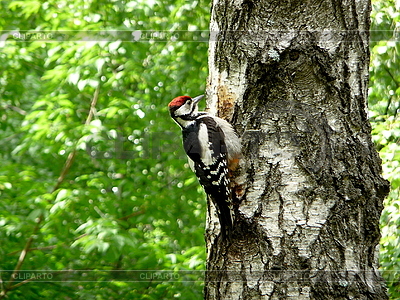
[205,0,390,299]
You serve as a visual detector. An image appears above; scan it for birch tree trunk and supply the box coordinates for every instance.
[205,0,390,299]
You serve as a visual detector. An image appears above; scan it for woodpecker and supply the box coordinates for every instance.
[168,95,241,238]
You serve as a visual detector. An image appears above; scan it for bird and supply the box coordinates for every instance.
[168,95,241,238]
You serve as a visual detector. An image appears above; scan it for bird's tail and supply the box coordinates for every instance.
[207,186,234,239]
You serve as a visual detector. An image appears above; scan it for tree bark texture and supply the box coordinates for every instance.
[205,0,390,299]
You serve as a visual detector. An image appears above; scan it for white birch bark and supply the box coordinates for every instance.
[205,0,389,299]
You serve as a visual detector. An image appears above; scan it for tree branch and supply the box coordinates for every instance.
[52,83,101,193]
[0,83,101,299]
[3,105,27,115]
[383,66,399,116]
[117,210,145,221]
[7,245,58,256]
[0,215,42,299]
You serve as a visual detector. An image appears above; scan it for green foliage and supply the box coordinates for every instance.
[0,0,209,299]
[1,0,399,299]
[370,0,400,298]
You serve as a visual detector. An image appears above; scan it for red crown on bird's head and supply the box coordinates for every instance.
[168,96,191,108]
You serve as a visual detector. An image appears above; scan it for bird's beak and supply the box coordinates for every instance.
[192,95,204,104]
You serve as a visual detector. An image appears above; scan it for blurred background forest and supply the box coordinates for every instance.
[0,0,398,299]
